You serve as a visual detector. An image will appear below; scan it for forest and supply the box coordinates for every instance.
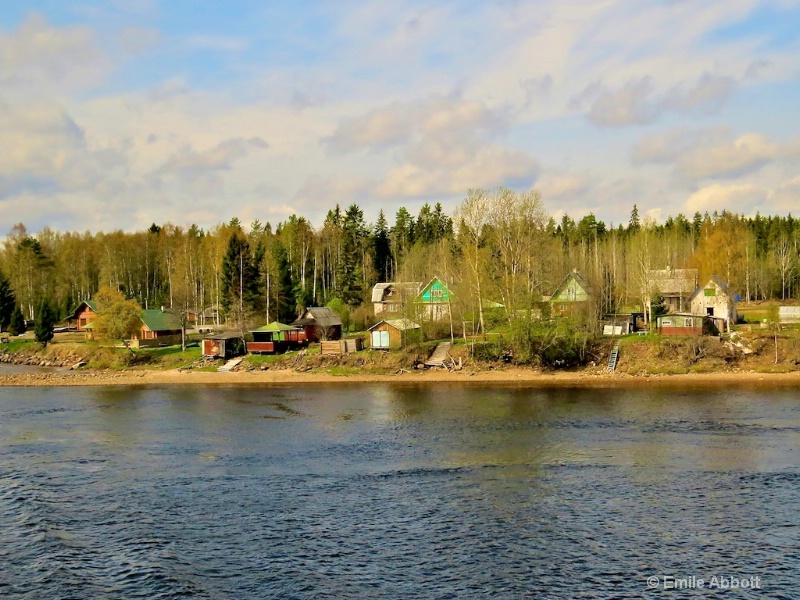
[1,187,799,337]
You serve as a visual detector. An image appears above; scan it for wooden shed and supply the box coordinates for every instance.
[368,319,421,349]
[293,307,342,342]
[202,331,246,358]
[247,322,307,354]
[657,314,723,336]
[131,309,183,348]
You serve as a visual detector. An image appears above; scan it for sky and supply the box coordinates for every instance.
[1,0,799,233]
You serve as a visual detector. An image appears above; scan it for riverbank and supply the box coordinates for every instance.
[2,366,800,387]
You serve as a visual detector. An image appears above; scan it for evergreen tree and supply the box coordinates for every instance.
[8,306,26,336]
[373,210,392,282]
[273,241,295,323]
[628,204,641,233]
[0,272,16,331]
[220,231,260,328]
[34,298,56,346]
[340,204,367,306]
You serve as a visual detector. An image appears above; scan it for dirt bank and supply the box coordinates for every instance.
[2,367,800,388]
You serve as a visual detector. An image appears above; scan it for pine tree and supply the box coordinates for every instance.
[373,210,392,282]
[273,241,295,323]
[34,298,56,346]
[8,306,25,336]
[628,204,641,234]
[0,272,16,331]
[221,231,260,321]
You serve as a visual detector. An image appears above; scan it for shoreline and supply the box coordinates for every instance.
[1,367,800,388]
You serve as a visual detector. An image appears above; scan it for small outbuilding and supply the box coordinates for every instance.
[247,322,307,354]
[656,314,724,336]
[293,307,342,342]
[368,319,421,349]
[202,331,246,358]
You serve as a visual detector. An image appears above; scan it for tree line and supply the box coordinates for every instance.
[1,192,799,337]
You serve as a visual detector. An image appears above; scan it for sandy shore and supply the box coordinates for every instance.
[1,367,800,388]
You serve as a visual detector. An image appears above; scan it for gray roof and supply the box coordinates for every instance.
[688,275,735,301]
[371,282,422,303]
[368,318,420,332]
[295,307,342,327]
[648,268,698,296]
[552,270,593,298]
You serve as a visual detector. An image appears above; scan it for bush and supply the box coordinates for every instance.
[508,317,598,368]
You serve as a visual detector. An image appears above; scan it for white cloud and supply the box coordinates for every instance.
[683,183,765,214]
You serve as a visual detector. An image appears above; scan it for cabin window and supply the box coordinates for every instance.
[704,288,716,297]
[685,318,693,327]
[661,319,672,326]
[431,289,443,298]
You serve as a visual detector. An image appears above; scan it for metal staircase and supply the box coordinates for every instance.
[607,342,620,372]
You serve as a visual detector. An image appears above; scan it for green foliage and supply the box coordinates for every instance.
[8,306,26,336]
[34,298,56,346]
[0,272,16,331]
[92,286,143,344]
[221,231,261,317]
[326,298,351,332]
[509,317,597,368]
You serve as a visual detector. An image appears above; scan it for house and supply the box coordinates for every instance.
[368,319,421,349]
[247,321,308,354]
[416,277,453,321]
[69,300,98,331]
[293,307,342,342]
[657,313,724,336]
[131,308,183,347]
[550,269,593,316]
[648,268,698,313]
[202,331,246,358]
[689,276,738,331]
[371,282,422,315]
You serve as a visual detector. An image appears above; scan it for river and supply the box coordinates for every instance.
[1,384,798,598]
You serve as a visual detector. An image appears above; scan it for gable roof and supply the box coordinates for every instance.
[551,270,593,299]
[689,276,735,302]
[417,276,453,302]
[69,299,98,320]
[139,309,182,332]
[368,318,421,332]
[295,307,342,327]
[371,282,423,303]
[251,321,300,333]
[205,331,245,340]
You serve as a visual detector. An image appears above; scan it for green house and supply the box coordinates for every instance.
[550,270,593,316]
[416,277,453,321]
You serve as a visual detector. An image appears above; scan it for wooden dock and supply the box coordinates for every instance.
[425,342,451,367]
[218,357,243,372]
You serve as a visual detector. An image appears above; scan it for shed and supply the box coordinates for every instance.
[202,331,246,358]
[247,321,307,354]
[368,319,420,349]
[293,307,342,342]
[657,314,723,336]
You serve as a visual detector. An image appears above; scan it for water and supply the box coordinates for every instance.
[1,384,798,598]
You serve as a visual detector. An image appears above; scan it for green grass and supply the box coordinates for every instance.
[0,338,38,353]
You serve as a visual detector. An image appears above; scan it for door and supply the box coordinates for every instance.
[371,330,389,348]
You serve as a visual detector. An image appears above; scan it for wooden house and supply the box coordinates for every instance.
[293,307,342,342]
[689,276,738,332]
[69,300,98,331]
[372,282,422,315]
[131,308,183,347]
[368,319,421,349]
[247,321,308,354]
[551,269,593,316]
[202,331,246,358]
[647,268,698,313]
[415,277,453,321]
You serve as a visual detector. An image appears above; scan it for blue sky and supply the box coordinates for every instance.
[1,1,799,233]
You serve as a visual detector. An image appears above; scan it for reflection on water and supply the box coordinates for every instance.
[1,384,799,598]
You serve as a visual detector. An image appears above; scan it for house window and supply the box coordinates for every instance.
[685,318,693,327]
[704,288,716,297]
[431,289,443,298]
[661,319,672,326]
